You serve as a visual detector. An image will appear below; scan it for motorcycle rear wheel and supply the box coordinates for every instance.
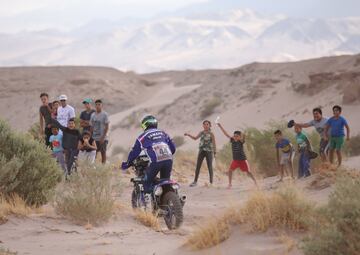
[161,191,183,230]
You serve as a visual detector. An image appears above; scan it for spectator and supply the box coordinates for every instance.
[51,118,81,175]
[217,122,257,188]
[78,131,97,163]
[51,100,59,119]
[39,93,53,146]
[80,98,95,132]
[57,94,75,127]
[294,125,312,178]
[294,107,330,162]
[90,99,110,164]
[324,105,350,167]
[49,126,66,173]
[184,120,216,187]
[274,130,295,181]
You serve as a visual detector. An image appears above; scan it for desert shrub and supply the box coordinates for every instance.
[185,217,231,250]
[186,184,314,250]
[344,133,360,156]
[302,175,360,255]
[0,119,62,206]
[172,136,185,148]
[134,210,160,231]
[200,97,221,119]
[245,121,320,177]
[54,162,120,225]
[0,194,36,224]
[0,246,17,255]
[243,184,314,232]
[217,142,232,166]
[27,122,42,141]
[245,121,291,177]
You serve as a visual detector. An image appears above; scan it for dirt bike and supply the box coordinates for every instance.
[130,154,186,230]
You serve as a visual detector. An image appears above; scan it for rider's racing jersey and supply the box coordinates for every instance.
[126,128,176,165]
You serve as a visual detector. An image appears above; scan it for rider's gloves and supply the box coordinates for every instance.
[121,162,129,170]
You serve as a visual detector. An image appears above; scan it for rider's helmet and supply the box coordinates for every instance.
[141,115,158,131]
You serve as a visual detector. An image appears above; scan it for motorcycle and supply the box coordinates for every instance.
[130,154,186,230]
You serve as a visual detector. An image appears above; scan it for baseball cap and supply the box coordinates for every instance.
[59,95,68,101]
[82,98,93,104]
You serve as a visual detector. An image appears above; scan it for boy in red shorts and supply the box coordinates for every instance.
[217,122,258,189]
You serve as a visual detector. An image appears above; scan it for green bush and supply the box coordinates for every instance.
[217,142,232,166]
[200,97,222,119]
[0,119,62,206]
[54,162,120,225]
[244,121,320,177]
[302,175,360,255]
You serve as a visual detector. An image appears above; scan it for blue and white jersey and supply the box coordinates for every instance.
[126,128,176,164]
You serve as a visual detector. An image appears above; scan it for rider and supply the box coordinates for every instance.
[121,115,176,197]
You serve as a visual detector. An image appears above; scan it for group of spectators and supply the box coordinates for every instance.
[39,93,110,175]
[275,105,350,181]
[184,105,350,188]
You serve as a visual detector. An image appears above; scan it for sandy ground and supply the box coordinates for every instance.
[0,169,332,255]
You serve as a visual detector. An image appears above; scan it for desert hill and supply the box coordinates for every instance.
[0,54,359,152]
[0,66,152,130]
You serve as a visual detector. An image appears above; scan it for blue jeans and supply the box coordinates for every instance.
[298,151,311,178]
[144,160,172,193]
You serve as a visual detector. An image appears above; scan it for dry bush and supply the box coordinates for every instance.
[186,185,314,250]
[302,174,360,255]
[134,210,160,231]
[0,246,17,255]
[54,162,120,225]
[185,217,231,250]
[243,184,314,232]
[0,194,36,224]
[200,97,222,119]
[308,163,360,190]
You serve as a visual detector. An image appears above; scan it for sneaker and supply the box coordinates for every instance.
[189,182,197,187]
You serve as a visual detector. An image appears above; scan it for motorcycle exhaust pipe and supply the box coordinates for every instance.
[180,195,187,205]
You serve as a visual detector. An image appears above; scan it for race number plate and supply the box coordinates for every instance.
[152,142,172,162]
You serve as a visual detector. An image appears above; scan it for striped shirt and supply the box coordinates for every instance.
[230,138,247,160]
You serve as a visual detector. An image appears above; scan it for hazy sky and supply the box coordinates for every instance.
[0,0,359,33]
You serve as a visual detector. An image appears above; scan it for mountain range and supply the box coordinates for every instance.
[0,9,360,72]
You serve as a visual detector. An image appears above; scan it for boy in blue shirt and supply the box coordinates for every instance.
[49,126,66,173]
[324,105,350,167]
[274,130,295,181]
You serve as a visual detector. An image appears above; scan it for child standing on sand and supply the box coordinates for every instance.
[274,130,295,181]
[184,120,216,187]
[217,122,257,189]
[324,105,350,167]
[294,125,312,178]
[49,126,66,173]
